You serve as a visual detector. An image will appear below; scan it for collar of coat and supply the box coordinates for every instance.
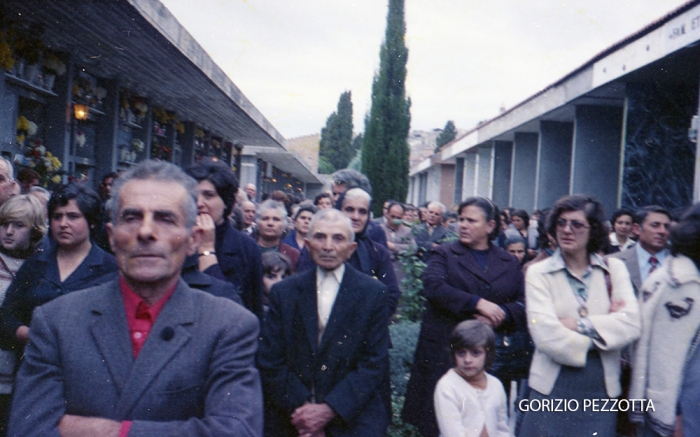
[538,248,610,275]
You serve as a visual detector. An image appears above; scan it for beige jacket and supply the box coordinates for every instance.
[525,252,641,397]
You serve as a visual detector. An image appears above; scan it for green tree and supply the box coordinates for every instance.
[362,0,411,217]
[318,156,336,174]
[319,91,354,171]
[435,120,456,152]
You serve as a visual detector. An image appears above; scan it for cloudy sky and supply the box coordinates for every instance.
[160,0,690,140]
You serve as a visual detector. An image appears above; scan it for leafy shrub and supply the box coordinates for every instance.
[388,321,423,437]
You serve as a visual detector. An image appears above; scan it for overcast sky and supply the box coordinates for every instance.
[159,0,690,140]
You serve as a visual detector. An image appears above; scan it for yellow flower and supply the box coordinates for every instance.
[17,116,29,131]
[51,175,62,184]
[45,151,52,157]
[16,134,25,143]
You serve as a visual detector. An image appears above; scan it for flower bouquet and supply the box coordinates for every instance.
[16,140,63,186]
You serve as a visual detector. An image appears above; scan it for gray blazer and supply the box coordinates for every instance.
[8,278,262,437]
[608,247,642,296]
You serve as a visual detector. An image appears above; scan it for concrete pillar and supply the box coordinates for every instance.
[476,143,493,198]
[462,152,477,199]
[571,105,623,215]
[492,141,512,208]
[510,132,538,209]
[454,157,464,205]
[239,154,258,193]
[536,121,573,209]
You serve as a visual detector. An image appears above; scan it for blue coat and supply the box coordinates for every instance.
[402,242,526,437]
[204,221,263,318]
[0,241,118,350]
[257,264,390,437]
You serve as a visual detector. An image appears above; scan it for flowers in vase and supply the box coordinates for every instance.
[130,139,145,153]
[75,130,87,149]
[43,55,66,76]
[0,41,14,71]
[16,116,38,147]
[16,140,63,187]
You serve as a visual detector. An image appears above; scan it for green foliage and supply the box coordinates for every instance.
[362,0,411,217]
[396,247,426,323]
[319,91,354,170]
[388,321,423,437]
[352,133,363,154]
[435,120,457,152]
[348,147,362,171]
[318,156,336,174]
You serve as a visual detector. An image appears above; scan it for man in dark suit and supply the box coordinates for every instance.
[258,208,391,437]
[414,201,454,261]
[8,160,262,437]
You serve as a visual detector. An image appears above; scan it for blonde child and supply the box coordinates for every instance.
[434,320,513,437]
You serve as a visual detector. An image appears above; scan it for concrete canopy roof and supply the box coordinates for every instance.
[245,146,322,184]
[5,0,287,150]
[434,0,700,164]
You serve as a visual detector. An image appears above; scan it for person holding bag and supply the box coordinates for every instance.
[519,195,641,436]
[402,197,527,437]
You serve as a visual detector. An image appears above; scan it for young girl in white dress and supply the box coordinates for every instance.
[434,320,513,437]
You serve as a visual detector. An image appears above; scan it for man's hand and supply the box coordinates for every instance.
[58,415,121,437]
[475,298,506,327]
[290,403,336,435]
[15,325,29,343]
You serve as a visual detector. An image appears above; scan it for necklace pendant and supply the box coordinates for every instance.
[579,307,588,318]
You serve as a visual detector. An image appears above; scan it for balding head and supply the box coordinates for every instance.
[244,183,256,201]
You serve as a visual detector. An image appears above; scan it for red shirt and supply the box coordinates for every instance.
[118,277,177,437]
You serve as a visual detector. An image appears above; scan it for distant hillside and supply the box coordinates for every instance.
[289,129,461,175]
[288,134,320,172]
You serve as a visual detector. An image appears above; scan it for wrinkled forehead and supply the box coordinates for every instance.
[310,217,353,239]
[119,180,187,213]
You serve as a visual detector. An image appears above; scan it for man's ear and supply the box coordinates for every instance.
[106,222,116,254]
[632,223,642,237]
[187,225,204,256]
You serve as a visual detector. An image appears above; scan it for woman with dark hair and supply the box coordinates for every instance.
[282,204,316,253]
[608,207,635,254]
[186,159,263,318]
[631,203,700,436]
[402,197,527,437]
[505,209,538,258]
[0,184,118,348]
[313,192,333,209]
[519,195,640,436]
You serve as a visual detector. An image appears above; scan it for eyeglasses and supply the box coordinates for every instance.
[556,219,590,232]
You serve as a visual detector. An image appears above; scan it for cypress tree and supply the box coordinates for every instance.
[435,120,457,152]
[362,0,411,216]
[319,91,354,172]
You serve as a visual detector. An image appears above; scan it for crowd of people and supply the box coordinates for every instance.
[0,157,694,437]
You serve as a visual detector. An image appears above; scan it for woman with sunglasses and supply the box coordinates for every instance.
[519,195,641,436]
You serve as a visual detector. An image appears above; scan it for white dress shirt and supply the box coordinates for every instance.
[316,264,345,339]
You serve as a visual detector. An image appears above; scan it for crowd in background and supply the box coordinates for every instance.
[0,158,695,437]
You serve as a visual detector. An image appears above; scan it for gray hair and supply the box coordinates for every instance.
[0,157,14,180]
[331,169,372,195]
[29,186,51,201]
[342,187,372,205]
[308,208,355,242]
[428,201,446,214]
[257,199,288,226]
[107,160,198,229]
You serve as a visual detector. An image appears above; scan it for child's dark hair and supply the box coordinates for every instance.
[261,251,293,277]
[449,320,496,370]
